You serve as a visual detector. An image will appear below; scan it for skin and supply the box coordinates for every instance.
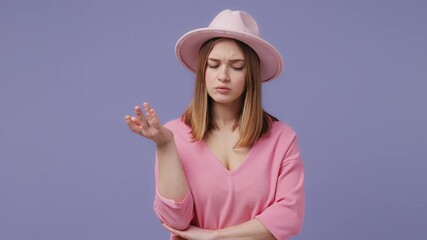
[124,103,189,201]
[203,40,250,171]
[125,39,275,239]
[205,40,247,107]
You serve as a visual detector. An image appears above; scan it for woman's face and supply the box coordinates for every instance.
[205,39,246,105]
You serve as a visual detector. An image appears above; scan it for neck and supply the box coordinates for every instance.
[211,99,242,130]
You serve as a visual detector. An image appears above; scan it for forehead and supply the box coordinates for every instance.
[208,39,244,59]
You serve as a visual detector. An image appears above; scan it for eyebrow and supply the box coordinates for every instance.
[208,58,245,63]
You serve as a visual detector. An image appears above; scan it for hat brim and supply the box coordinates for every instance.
[175,28,284,82]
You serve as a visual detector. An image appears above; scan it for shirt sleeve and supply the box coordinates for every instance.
[153,155,194,230]
[255,135,305,240]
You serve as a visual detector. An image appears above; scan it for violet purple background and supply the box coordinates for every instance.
[1,0,426,239]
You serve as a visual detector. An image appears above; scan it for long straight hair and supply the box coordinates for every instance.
[181,38,277,148]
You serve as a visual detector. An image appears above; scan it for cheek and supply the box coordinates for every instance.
[235,75,247,91]
[205,68,216,79]
[205,72,214,88]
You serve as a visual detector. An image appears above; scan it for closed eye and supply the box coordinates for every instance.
[207,64,219,69]
[231,64,245,71]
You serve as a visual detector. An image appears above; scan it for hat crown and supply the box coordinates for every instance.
[175,9,284,82]
[208,9,260,37]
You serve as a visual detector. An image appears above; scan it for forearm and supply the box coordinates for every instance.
[126,103,189,201]
[214,219,275,240]
[157,139,189,202]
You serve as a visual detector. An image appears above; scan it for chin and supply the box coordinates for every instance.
[211,97,241,105]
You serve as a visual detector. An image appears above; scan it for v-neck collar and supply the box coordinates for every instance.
[199,139,257,176]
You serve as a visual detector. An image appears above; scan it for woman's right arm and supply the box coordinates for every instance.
[125,102,193,229]
[156,135,189,201]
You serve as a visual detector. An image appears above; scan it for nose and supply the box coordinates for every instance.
[217,65,230,82]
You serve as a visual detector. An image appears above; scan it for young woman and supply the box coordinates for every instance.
[125,9,305,240]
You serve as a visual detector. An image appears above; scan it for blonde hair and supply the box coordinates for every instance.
[181,38,277,148]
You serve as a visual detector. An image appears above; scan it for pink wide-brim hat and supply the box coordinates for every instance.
[175,9,284,82]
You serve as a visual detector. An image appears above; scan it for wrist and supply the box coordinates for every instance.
[155,127,174,147]
[211,229,222,240]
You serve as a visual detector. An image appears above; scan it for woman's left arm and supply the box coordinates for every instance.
[254,135,305,239]
[163,219,274,240]
[164,135,305,240]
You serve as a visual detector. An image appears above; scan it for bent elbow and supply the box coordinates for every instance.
[295,221,304,235]
[162,212,193,230]
[289,214,304,237]
[154,207,193,230]
[153,191,194,230]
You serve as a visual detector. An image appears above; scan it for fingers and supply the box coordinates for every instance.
[143,102,161,129]
[149,108,161,128]
[143,102,150,115]
[135,105,148,127]
[125,102,161,136]
[124,115,141,134]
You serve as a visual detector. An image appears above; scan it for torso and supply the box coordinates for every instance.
[162,118,302,230]
[203,128,250,171]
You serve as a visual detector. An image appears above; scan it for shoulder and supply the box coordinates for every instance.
[164,118,192,141]
[256,120,299,150]
[164,118,185,130]
[259,120,303,161]
[269,120,298,140]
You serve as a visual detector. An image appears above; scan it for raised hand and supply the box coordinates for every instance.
[125,102,173,146]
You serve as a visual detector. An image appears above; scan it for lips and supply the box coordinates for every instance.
[215,86,230,90]
[215,86,231,94]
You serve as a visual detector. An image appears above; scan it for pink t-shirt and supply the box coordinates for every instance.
[154,118,305,240]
